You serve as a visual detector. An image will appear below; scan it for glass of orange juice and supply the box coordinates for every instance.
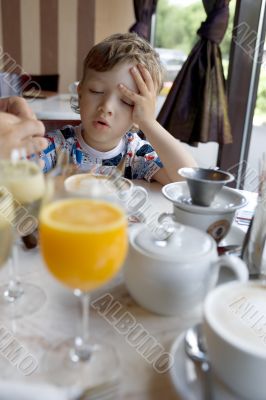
[39,174,128,387]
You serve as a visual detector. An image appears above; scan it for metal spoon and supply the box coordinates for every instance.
[184,324,213,400]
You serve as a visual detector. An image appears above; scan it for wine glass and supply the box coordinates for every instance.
[38,171,128,388]
[0,186,13,278]
[0,148,46,318]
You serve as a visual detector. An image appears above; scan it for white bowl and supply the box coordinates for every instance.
[162,182,247,242]
[68,81,79,94]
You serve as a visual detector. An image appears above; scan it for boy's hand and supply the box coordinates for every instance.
[118,64,157,129]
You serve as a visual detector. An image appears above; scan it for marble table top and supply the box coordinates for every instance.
[27,94,80,121]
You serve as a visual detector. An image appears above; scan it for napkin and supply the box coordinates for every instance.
[0,380,82,400]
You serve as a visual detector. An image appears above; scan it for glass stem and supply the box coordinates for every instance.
[81,291,90,344]
[70,291,92,363]
[4,241,24,302]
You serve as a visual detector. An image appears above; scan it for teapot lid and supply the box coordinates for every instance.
[133,223,214,261]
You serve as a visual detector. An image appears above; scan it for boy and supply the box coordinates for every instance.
[41,33,196,184]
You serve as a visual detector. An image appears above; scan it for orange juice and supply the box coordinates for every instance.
[39,199,128,291]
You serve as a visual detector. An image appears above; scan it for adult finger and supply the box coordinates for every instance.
[20,136,48,153]
[2,137,48,159]
[15,119,45,139]
[7,97,37,119]
[0,111,20,126]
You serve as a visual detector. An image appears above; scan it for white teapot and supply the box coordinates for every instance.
[124,223,248,317]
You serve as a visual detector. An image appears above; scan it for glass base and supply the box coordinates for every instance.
[0,282,46,319]
[41,338,121,390]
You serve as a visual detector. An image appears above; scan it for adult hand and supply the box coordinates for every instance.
[0,96,36,119]
[0,109,47,159]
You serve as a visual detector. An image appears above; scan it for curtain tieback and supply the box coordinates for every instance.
[197,5,229,44]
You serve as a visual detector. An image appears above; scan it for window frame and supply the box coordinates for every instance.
[218,0,266,188]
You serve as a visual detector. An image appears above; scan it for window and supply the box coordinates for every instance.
[219,0,266,190]
[154,0,266,182]
[154,0,236,168]
[245,35,266,191]
[154,0,235,88]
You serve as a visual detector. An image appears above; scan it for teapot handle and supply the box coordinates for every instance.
[216,255,249,284]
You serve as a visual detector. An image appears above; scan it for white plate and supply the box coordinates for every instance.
[162,182,247,214]
[169,332,243,400]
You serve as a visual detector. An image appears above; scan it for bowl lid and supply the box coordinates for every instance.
[162,182,247,214]
[132,223,214,261]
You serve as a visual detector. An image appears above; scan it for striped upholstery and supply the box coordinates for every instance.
[0,0,134,92]
[0,0,95,93]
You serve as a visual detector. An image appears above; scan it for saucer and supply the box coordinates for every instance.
[169,332,243,400]
[162,182,247,214]
[219,224,245,247]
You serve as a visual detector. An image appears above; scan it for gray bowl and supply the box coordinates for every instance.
[178,167,235,207]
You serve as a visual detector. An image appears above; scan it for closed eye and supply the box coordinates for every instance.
[121,99,134,107]
[89,89,103,94]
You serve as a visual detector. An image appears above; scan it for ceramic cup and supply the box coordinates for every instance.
[203,281,266,400]
[68,81,79,94]
[162,182,247,242]
[64,172,148,218]
[124,223,248,317]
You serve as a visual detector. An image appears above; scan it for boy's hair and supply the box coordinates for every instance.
[80,32,164,94]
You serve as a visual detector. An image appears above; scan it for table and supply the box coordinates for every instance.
[28,94,80,121]
[0,182,256,399]
[27,94,81,131]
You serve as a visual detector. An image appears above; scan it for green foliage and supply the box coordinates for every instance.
[155,0,205,53]
[255,68,266,116]
[155,0,234,56]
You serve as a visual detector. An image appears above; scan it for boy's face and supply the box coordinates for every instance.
[78,62,138,152]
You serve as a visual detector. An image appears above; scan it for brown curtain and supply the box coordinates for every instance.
[157,0,232,146]
[129,0,157,41]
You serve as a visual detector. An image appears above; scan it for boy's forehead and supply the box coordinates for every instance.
[85,62,138,87]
